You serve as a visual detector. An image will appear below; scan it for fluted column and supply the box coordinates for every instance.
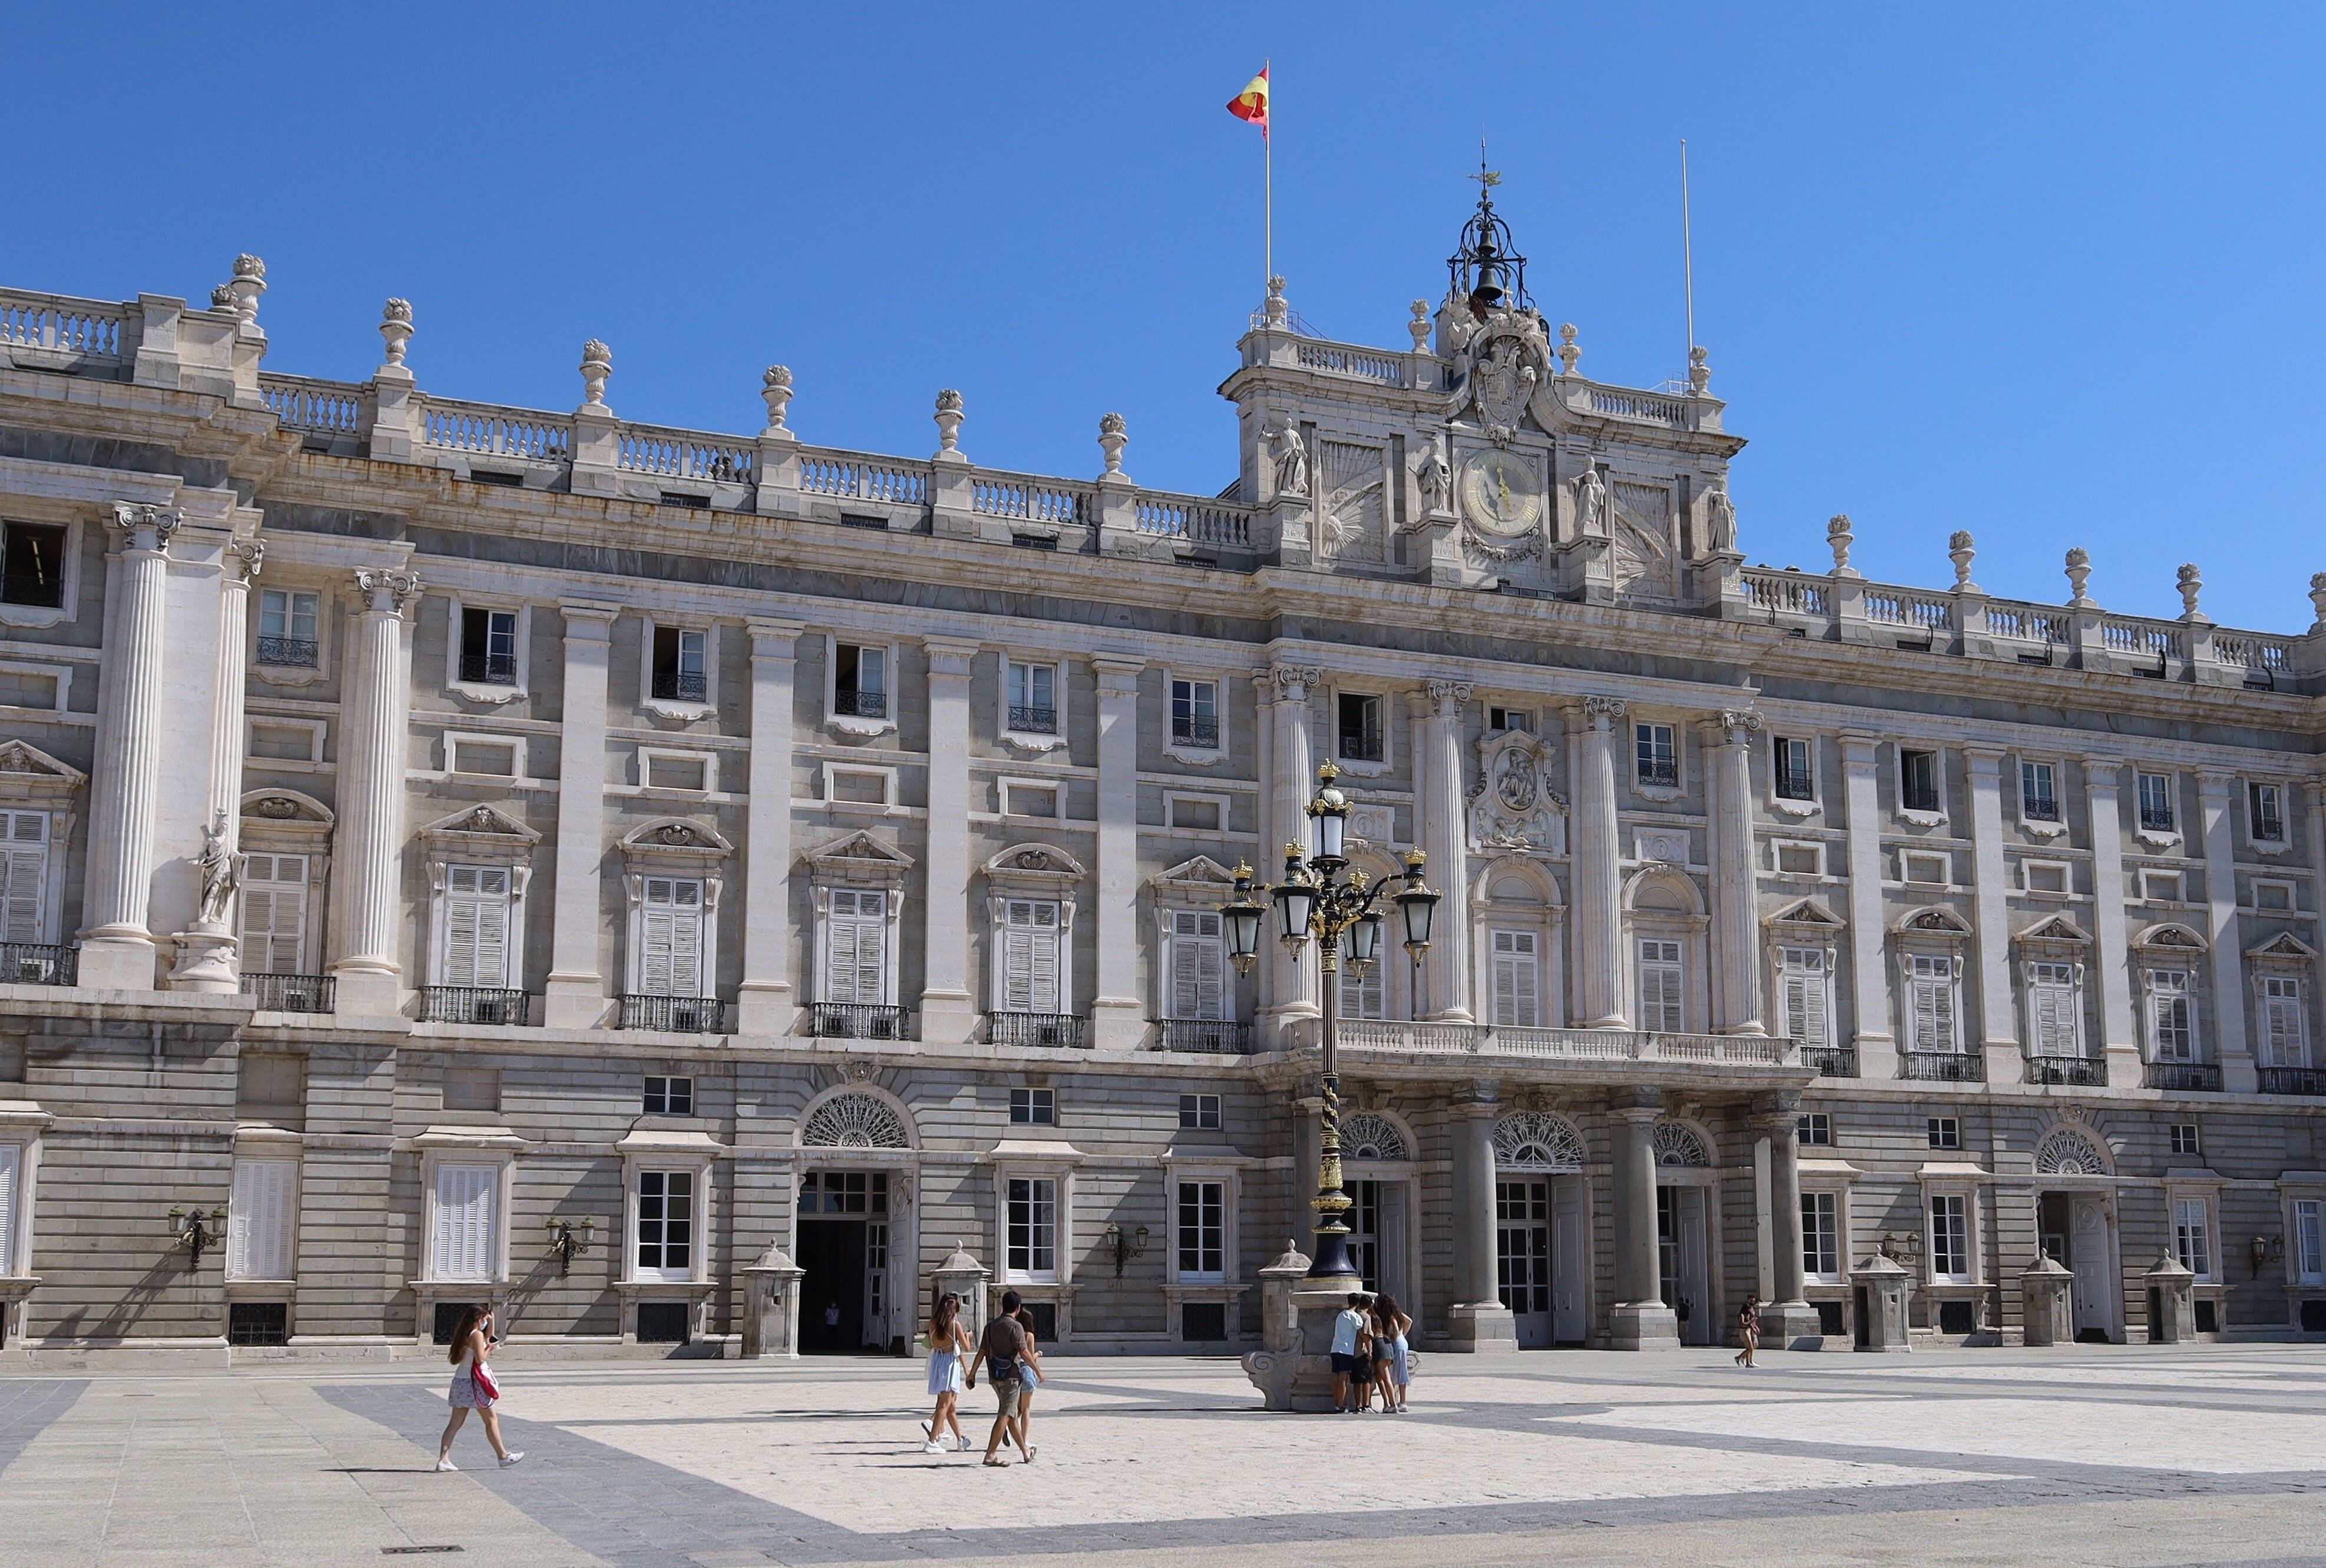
[78,504,181,989]
[918,639,978,1045]
[169,534,265,992]
[328,567,421,1015]
[1421,680,1474,1022]
[1258,663,1322,1042]
[1091,655,1146,1048]
[1446,1080,1517,1350]
[2085,758,2142,1087]
[1609,1094,1679,1349]
[2199,771,2255,1092]
[1707,709,1766,1035]
[1839,735,1896,1078]
[1761,1095,1821,1348]
[1570,696,1627,1028]
[735,619,803,1036]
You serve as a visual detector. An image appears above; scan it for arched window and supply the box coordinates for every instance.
[1651,1122,1711,1167]
[2033,1127,2109,1176]
[800,1092,910,1150]
[1341,1113,1410,1162]
[1492,1112,1585,1172]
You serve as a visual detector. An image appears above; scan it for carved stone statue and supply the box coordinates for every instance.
[1415,444,1451,516]
[1703,483,1737,555]
[192,811,242,929]
[1269,423,1310,499]
[1572,467,1608,539]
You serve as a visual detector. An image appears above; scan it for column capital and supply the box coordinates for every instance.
[2082,756,2127,788]
[1758,1089,1805,1122]
[1608,1087,1665,1117]
[1451,1077,1502,1109]
[1838,731,1885,767]
[352,567,423,617]
[225,537,265,585]
[745,617,807,649]
[557,598,622,631]
[1426,679,1472,712]
[1578,694,1628,727]
[1093,652,1146,692]
[1962,743,2008,767]
[108,502,181,553]
[1715,707,1763,741]
[1269,663,1324,698]
[923,636,979,678]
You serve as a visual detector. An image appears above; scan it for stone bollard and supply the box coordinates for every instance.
[2019,1252,2074,1347]
[2144,1253,2197,1343]
[1852,1253,1911,1352]
[740,1244,806,1359]
[930,1243,991,1334]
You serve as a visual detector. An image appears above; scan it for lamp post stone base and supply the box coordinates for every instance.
[1445,1300,1519,1352]
[1242,1243,1367,1411]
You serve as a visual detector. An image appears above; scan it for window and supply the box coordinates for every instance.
[2149,970,2197,1062]
[1779,948,1830,1048]
[1489,706,1533,734]
[2137,772,2176,833]
[999,900,1063,1014]
[1773,737,1814,800]
[1797,1112,1833,1146]
[1168,910,1226,1021]
[1337,693,1382,762]
[440,867,512,988]
[1170,678,1219,749]
[1490,929,1540,1028]
[2296,1200,2324,1286]
[0,1143,17,1276]
[1802,1190,1840,1279]
[1901,749,1941,814]
[2170,1123,2202,1158]
[834,642,887,718]
[1009,1087,1055,1125]
[636,1170,695,1279]
[1927,1116,1961,1151]
[643,1075,694,1115]
[239,853,309,973]
[2251,782,2287,844]
[635,877,705,998]
[1177,1180,1225,1280]
[2143,871,2183,903]
[430,1163,499,1281]
[2020,761,2060,822]
[1338,955,1385,1021]
[226,1158,296,1282]
[1179,1092,1222,1130]
[2173,1196,2215,1282]
[0,522,67,609]
[1006,1176,1058,1280]
[800,1169,887,1214]
[460,607,518,686]
[2263,976,2310,1067]
[2027,961,2080,1055]
[256,589,320,666]
[1637,938,1684,1033]
[1928,1194,1971,1282]
[1635,723,1678,788]
[1907,953,1959,1052]
[823,890,888,1003]
[0,810,50,944]
[1007,660,1058,735]
[651,625,707,703]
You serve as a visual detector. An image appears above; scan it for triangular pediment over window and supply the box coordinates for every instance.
[1766,896,1843,930]
[803,829,913,889]
[1152,854,1243,903]
[2132,921,2206,952]
[0,739,84,807]
[1896,906,1973,936]
[418,803,540,846]
[620,816,733,860]
[2248,931,2318,962]
[2014,913,2091,946]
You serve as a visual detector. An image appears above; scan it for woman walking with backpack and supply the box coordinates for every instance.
[920,1293,975,1454]
[436,1305,523,1471]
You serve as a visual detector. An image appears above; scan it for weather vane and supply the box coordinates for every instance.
[1470,140,1502,193]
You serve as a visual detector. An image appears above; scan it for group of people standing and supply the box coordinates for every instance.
[922,1289,1046,1465]
[1329,1292,1414,1414]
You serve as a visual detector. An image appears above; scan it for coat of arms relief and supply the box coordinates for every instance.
[1467,727,1568,854]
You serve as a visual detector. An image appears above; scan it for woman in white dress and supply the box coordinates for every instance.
[920,1293,974,1454]
[436,1305,523,1471]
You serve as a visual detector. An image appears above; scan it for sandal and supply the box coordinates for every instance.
[983,1457,1009,1468]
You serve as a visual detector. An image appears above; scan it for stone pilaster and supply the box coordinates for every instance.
[543,602,617,1029]
[77,504,182,990]
[2084,758,2142,1087]
[1420,680,1474,1022]
[1762,1097,1821,1348]
[1258,663,1322,1042]
[1445,1081,1516,1351]
[1707,709,1766,1035]
[169,534,263,993]
[1609,1095,1679,1349]
[1248,669,1276,1025]
[1091,655,1146,1048]
[2198,771,2255,1092]
[918,639,979,1045]
[735,619,803,1036]
[1839,735,1896,1078]
[1569,696,1627,1028]
[1964,745,2020,1077]
[327,567,421,1015]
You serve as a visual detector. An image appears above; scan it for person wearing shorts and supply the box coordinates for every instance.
[965,1289,1030,1467]
[1329,1293,1367,1414]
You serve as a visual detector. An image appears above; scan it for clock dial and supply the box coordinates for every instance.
[1460,450,1543,538]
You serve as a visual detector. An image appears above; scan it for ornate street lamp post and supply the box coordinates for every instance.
[1222,762,1439,1280]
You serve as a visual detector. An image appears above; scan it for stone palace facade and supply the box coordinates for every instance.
[1,192,2323,1362]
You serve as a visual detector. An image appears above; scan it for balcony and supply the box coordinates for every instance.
[0,943,76,986]
[421,986,531,1025]
[619,994,727,1033]
[1324,1018,1797,1068]
[2027,1055,2105,1087]
[1007,704,1057,735]
[2259,1067,2326,1097]
[1802,1045,1858,1078]
[810,1002,909,1041]
[1156,1019,1251,1054]
[650,671,707,702]
[2139,807,2176,833]
[988,1012,1088,1048]
[1338,734,1383,764]
[458,651,517,686]
[1171,716,1219,749]
[2148,1061,2223,1092]
[255,635,318,668]
[834,689,887,719]
[1637,761,1679,789]
[242,972,335,1014]
[1901,1050,1985,1082]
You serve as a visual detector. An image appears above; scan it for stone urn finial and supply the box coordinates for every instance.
[1826,514,1855,575]
[1263,275,1288,329]
[761,365,794,434]
[1407,299,1431,351]
[2064,546,2093,605]
[226,254,267,323]
[933,388,964,454]
[1688,344,1710,395]
[2309,571,2326,632]
[1557,322,1581,374]
[378,299,414,369]
[1949,530,1978,591]
[210,283,237,311]
[2176,562,2206,622]
[579,339,613,407]
[1097,410,1127,476]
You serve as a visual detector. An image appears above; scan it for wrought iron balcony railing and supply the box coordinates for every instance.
[421,986,531,1025]
[458,651,518,686]
[0,943,76,986]
[2259,1067,2326,1097]
[650,671,707,702]
[618,993,727,1032]
[2139,807,2177,833]
[1338,733,1383,763]
[1901,1049,1985,1082]
[2027,1054,2104,1087]
[1170,716,1219,748]
[1802,1045,1858,1078]
[810,1002,909,1041]
[255,635,318,668]
[242,972,335,1013]
[1007,704,1057,735]
[988,1012,1087,1048]
[2147,1061,2223,1092]
[1155,1019,1251,1054]
[834,689,887,718]
[1637,760,1680,788]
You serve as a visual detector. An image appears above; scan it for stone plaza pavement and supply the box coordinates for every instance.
[6,1348,2326,1567]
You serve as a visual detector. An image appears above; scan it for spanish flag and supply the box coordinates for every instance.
[1226,66,1269,138]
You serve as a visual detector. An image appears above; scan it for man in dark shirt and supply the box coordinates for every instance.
[964,1289,1028,1467]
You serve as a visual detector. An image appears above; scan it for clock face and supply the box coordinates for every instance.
[1460,450,1543,537]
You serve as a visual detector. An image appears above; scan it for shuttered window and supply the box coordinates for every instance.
[2148,969,2196,1062]
[441,867,511,988]
[823,889,888,1003]
[227,1158,296,1281]
[638,877,705,997]
[431,1163,499,1282]
[1908,953,1959,1052]
[0,810,48,944]
[1169,910,1225,1021]
[1637,938,1685,1033]
[1338,953,1384,1021]
[0,1143,18,1275]
[2028,962,2080,1055]
[2264,976,2310,1067]
[1491,929,1540,1028]
[239,853,309,973]
[1779,947,1829,1048]
[1001,900,1063,1014]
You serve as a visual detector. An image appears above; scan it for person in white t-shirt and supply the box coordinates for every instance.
[1329,1294,1368,1414]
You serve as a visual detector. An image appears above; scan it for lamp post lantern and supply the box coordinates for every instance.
[1223,761,1439,1280]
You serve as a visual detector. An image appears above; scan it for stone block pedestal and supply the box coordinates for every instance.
[1854,1255,1911,1351]
[2020,1255,2073,1346]
[1444,1300,1519,1352]
[2144,1255,2196,1343]
[740,1246,805,1359]
[1763,1299,1824,1350]
[1609,1300,1681,1351]
[1241,1244,1368,1411]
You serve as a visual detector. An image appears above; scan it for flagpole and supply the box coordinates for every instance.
[1263,58,1273,292]
[1680,138,1695,360]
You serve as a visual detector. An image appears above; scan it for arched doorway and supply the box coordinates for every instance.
[2034,1125,2120,1343]
[1492,1111,1589,1347]
[796,1087,918,1354]
[1340,1111,1419,1310]
[1652,1121,1718,1346]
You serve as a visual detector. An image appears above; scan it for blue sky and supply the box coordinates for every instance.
[8,3,2322,632]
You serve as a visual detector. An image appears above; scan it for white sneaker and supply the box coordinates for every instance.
[956,1435,975,1452]
[922,1440,946,1454]
[435,1458,458,1472]
[497,1451,524,1468]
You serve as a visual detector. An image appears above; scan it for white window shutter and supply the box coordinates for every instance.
[1001,900,1060,1013]
[229,1158,296,1281]
[1170,910,1223,1021]
[0,1143,17,1274]
[0,811,47,944]
[670,895,702,997]
[824,890,887,1005]
[433,1164,497,1281]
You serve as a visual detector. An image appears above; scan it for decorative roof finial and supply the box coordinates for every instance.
[1557,322,1579,374]
[378,299,413,369]
[1097,411,1128,477]
[932,389,965,459]
[1688,344,1710,395]
[2176,563,2206,622]
[2064,547,2093,606]
[578,340,612,408]
[1407,300,1431,352]
[226,255,266,325]
[761,366,794,435]
[1451,146,1526,319]
[1948,530,1978,592]
[1262,275,1288,329]
[2308,572,2326,633]
[1827,514,1856,576]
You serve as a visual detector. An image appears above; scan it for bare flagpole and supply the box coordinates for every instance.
[1681,138,1697,363]
[1265,58,1273,292]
